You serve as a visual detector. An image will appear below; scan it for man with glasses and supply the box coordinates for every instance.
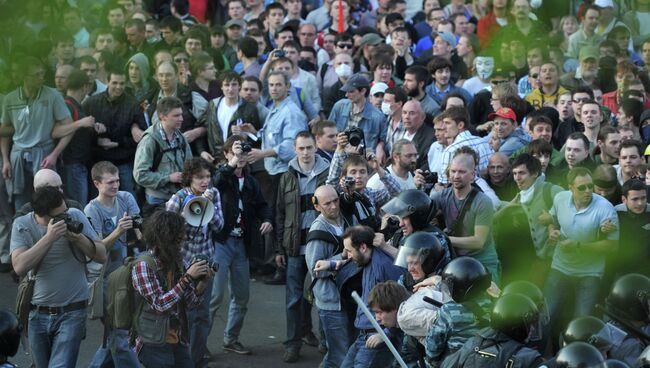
[1,57,74,211]
[544,166,618,343]
[560,46,600,92]
[317,34,365,92]
[367,139,417,191]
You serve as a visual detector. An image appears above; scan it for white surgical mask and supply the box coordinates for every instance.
[335,64,353,78]
[381,102,393,115]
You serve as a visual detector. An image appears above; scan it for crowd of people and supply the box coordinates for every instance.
[2,0,650,367]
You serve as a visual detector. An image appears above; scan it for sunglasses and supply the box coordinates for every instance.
[575,183,594,192]
[530,73,539,79]
[174,57,189,63]
[337,43,353,49]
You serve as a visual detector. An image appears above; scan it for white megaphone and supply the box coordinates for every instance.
[181,195,215,227]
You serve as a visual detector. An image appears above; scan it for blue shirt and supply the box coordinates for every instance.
[328,99,386,153]
[550,191,619,277]
[260,97,308,175]
[425,82,473,106]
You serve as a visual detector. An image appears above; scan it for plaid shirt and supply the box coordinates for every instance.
[438,131,494,184]
[166,187,225,267]
[131,256,202,353]
[326,151,401,209]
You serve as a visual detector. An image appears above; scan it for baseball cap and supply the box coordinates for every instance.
[579,46,599,62]
[360,33,384,47]
[225,19,245,29]
[435,31,457,47]
[594,0,614,8]
[370,82,389,96]
[340,74,370,92]
[491,65,516,80]
[488,107,517,122]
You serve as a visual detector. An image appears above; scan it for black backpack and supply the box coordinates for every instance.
[442,330,526,368]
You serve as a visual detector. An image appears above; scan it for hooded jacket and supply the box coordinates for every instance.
[125,53,156,103]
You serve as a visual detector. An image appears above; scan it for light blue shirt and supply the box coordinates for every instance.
[550,191,619,277]
[260,97,307,175]
[328,99,386,153]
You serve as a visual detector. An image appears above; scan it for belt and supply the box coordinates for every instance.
[30,300,87,315]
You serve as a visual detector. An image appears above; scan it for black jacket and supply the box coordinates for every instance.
[212,164,273,256]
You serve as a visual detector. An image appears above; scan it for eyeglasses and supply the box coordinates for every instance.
[575,183,594,192]
[337,43,353,49]
[174,57,189,63]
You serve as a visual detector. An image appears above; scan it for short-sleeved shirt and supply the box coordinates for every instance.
[430,187,500,281]
[550,191,619,277]
[85,192,140,275]
[1,86,70,149]
[10,208,99,306]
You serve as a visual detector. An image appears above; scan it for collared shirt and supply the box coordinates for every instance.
[165,188,225,267]
[385,118,405,155]
[550,191,619,277]
[567,28,603,59]
[439,130,494,184]
[260,97,308,175]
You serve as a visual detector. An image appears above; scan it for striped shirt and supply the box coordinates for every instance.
[438,130,494,184]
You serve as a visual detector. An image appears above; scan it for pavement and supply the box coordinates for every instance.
[0,270,325,368]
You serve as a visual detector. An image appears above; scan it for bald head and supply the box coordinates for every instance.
[313,185,340,220]
[314,185,337,201]
[488,152,511,185]
[33,169,63,191]
[402,100,425,132]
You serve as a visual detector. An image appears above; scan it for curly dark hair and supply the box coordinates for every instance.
[143,210,185,272]
[181,157,214,188]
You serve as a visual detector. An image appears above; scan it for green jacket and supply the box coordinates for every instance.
[133,124,192,200]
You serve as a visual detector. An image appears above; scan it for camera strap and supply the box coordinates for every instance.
[448,188,478,236]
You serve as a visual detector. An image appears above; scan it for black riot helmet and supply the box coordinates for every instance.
[555,342,606,368]
[637,346,650,367]
[381,189,432,230]
[394,232,447,276]
[606,273,650,323]
[560,316,613,352]
[441,257,491,303]
[604,360,630,368]
[490,293,539,343]
[0,308,21,358]
[501,281,546,311]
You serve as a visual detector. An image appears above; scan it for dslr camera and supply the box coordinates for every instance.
[343,127,365,147]
[130,214,145,229]
[190,254,219,280]
[241,142,252,153]
[53,213,84,234]
[344,176,356,188]
[422,170,438,184]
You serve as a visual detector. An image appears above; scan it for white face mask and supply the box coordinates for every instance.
[475,56,495,80]
[335,63,353,78]
[381,102,393,115]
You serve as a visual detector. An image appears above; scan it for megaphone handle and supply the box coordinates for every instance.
[190,199,210,240]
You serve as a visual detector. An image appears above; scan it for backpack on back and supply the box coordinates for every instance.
[105,252,157,330]
[441,332,525,368]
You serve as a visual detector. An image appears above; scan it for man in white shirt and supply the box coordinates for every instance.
[367,139,417,191]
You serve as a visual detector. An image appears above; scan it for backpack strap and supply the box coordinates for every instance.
[147,132,188,173]
[306,230,342,254]
[449,188,479,236]
[320,63,329,82]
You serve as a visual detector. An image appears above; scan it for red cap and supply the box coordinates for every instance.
[488,107,517,122]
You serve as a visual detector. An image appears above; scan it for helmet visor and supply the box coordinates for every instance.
[381,196,416,218]
[395,246,428,270]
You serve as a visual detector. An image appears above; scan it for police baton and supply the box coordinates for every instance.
[351,291,408,368]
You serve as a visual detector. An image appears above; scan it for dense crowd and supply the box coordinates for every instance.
[2,0,650,367]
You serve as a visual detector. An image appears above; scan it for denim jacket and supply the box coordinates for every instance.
[259,97,308,175]
[328,99,386,153]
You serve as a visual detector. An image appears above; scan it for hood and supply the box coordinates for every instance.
[289,154,330,176]
[126,52,150,89]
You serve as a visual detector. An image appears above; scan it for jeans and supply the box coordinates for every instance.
[209,237,250,345]
[139,343,193,368]
[285,255,313,349]
[319,309,351,368]
[63,162,89,207]
[544,268,600,349]
[28,308,86,368]
[341,330,395,368]
[13,160,34,212]
[89,328,139,368]
[145,194,168,206]
[188,273,214,367]
[117,163,136,198]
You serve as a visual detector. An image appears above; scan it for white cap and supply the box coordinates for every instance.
[370,82,389,96]
[594,0,614,8]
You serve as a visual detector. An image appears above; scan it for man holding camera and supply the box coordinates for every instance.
[86,161,141,368]
[366,139,417,191]
[276,131,330,363]
[326,132,402,231]
[11,186,106,368]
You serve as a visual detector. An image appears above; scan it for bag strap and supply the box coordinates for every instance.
[450,188,479,236]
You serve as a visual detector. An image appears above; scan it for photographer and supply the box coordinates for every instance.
[165,157,224,367]
[209,135,273,356]
[366,139,417,191]
[326,133,402,231]
[131,210,213,367]
[11,186,106,368]
[86,161,141,368]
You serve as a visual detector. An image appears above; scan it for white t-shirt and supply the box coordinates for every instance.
[367,165,416,191]
[217,101,239,142]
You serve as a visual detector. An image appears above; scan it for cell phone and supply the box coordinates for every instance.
[275,50,285,58]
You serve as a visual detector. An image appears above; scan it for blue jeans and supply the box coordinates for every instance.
[145,194,168,206]
[89,328,139,368]
[139,343,193,368]
[188,273,214,367]
[209,237,250,344]
[544,268,600,346]
[63,162,89,207]
[341,330,395,368]
[319,309,352,368]
[285,255,313,348]
[117,163,135,197]
[28,308,87,368]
